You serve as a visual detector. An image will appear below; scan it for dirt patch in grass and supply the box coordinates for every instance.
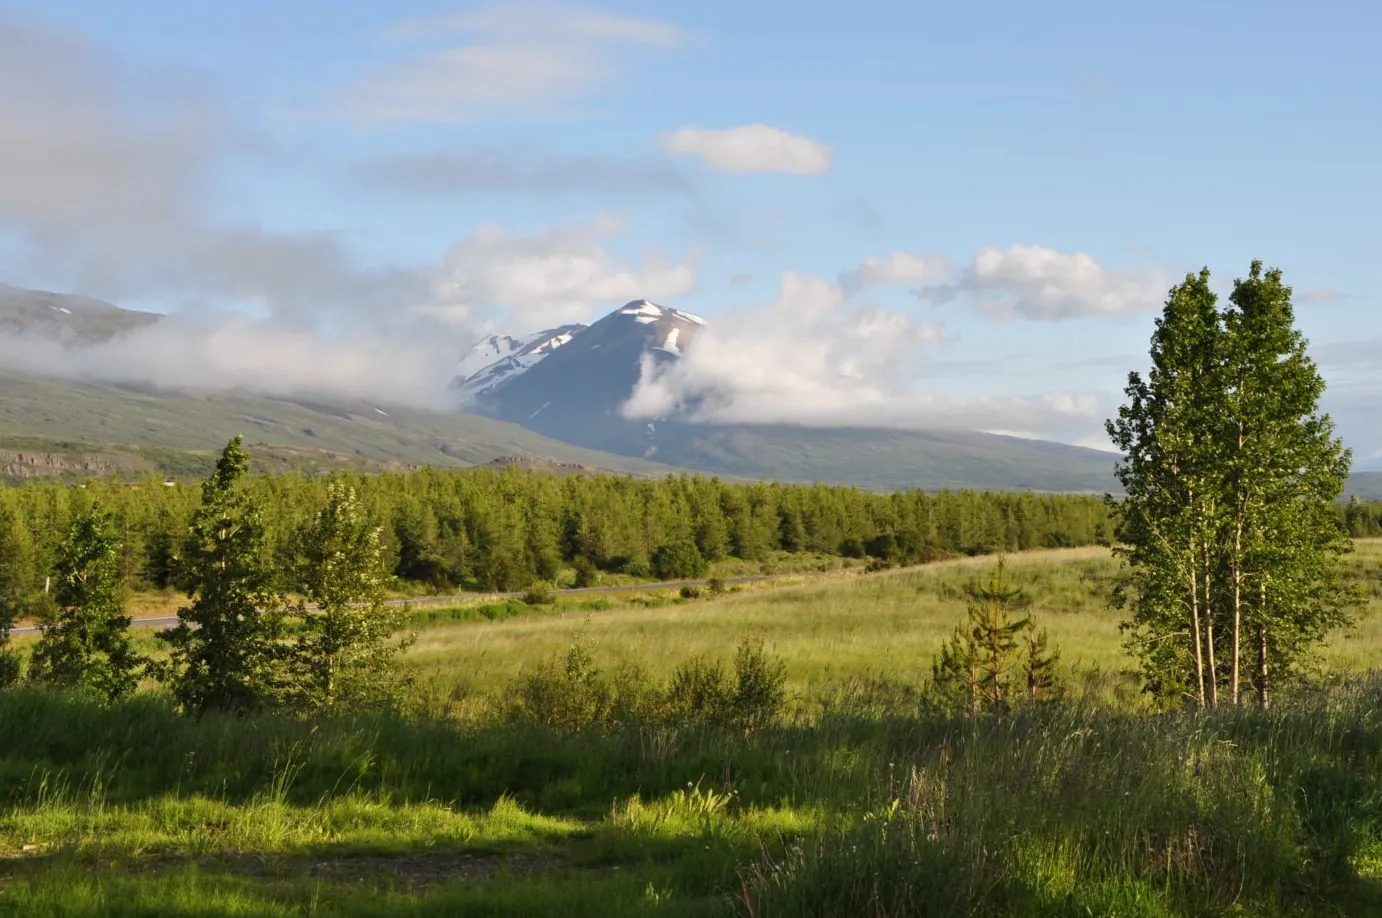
[0,848,577,893]
[237,849,568,891]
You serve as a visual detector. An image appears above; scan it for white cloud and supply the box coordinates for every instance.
[427,217,699,331]
[621,270,1096,438]
[659,124,832,175]
[916,244,1170,321]
[344,2,688,122]
[0,11,440,324]
[839,251,951,297]
[0,312,461,409]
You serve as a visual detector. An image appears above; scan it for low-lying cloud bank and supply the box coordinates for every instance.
[0,315,460,409]
[621,270,1112,444]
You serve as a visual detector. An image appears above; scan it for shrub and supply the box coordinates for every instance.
[651,540,709,581]
[730,637,788,732]
[0,647,21,689]
[679,585,705,600]
[617,556,652,579]
[707,577,728,595]
[510,635,609,733]
[572,556,600,588]
[865,532,900,561]
[522,582,556,606]
[663,655,733,727]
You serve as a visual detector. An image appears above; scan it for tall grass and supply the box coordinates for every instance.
[2,545,1380,915]
[4,677,1382,915]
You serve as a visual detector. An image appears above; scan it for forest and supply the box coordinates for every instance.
[0,461,1117,605]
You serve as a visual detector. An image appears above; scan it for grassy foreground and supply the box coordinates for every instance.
[2,546,1381,916]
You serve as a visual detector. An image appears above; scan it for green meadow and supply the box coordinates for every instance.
[2,544,1382,916]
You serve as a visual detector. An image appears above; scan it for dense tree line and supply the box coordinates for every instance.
[0,460,1117,614]
[1343,497,1382,538]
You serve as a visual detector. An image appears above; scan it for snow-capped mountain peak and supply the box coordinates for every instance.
[452,324,584,398]
[452,300,707,419]
[616,299,706,326]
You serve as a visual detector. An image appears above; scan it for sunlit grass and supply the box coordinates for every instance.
[0,793,581,862]
[406,544,1382,705]
[3,544,1381,916]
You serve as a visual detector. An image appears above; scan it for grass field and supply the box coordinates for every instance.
[2,544,1382,916]
[407,543,1382,706]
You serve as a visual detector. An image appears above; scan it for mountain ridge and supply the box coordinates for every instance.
[452,299,1123,491]
[0,284,1118,492]
[0,284,161,344]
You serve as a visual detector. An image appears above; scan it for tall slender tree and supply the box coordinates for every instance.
[1107,269,1224,707]
[157,436,286,713]
[1220,264,1355,706]
[288,481,410,711]
[1109,262,1355,707]
[0,503,37,687]
[29,504,139,701]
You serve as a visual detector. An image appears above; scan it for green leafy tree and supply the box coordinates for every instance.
[29,504,139,700]
[0,503,38,687]
[157,436,286,713]
[1107,269,1225,706]
[931,559,1061,713]
[1220,264,1355,705]
[288,482,411,711]
[1109,263,1355,708]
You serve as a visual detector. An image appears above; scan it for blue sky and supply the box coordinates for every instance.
[1,0,1378,461]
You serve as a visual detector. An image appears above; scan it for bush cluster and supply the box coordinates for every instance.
[509,635,788,735]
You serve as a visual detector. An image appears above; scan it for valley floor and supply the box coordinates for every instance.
[3,545,1382,917]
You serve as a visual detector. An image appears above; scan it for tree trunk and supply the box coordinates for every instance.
[1203,542,1218,708]
[1256,580,1269,709]
[1231,516,1243,706]
[1189,552,1206,708]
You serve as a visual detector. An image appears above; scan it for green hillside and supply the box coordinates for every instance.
[650,424,1121,493]
[0,372,1128,491]
[0,374,679,481]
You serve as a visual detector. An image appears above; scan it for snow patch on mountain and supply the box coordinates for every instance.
[658,327,682,356]
[453,324,584,398]
[617,299,706,326]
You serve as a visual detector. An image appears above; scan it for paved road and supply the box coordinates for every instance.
[7,571,824,637]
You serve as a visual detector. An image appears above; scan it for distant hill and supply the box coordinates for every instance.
[642,424,1121,493]
[0,373,681,482]
[1347,472,1382,501]
[0,284,160,344]
[0,371,1122,491]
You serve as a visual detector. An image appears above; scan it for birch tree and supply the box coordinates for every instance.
[1109,262,1354,707]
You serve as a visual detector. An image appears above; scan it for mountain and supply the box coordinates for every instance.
[452,324,585,399]
[0,284,161,344]
[458,299,708,458]
[454,300,1123,492]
